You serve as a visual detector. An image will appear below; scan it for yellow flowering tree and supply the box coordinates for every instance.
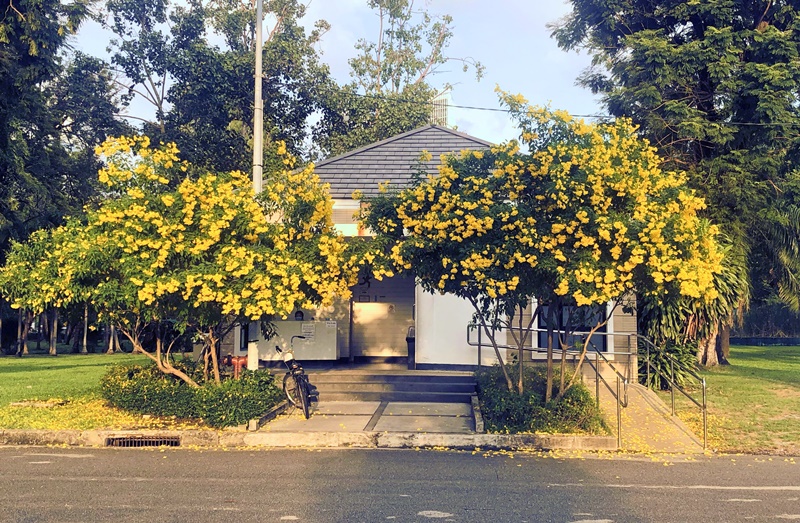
[361,91,726,398]
[77,136,351,386]
[0,234,44,356]
[0,221,94,356]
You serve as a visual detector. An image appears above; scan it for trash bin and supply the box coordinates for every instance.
[406,326,416,370]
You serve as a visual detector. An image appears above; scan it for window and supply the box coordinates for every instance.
[537,305,607,352]
[239,322,249,351]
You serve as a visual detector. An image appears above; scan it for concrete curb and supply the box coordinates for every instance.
[247,401,289,431]
[0,428,618,451]
[470,394,485,433]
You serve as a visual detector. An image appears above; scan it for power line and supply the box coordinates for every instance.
[330,87,800,128]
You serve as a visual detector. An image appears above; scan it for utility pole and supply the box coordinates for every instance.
[247,0,264,374]
[252,0,264,193]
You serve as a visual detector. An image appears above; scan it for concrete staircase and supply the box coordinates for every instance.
[306,371,477,403]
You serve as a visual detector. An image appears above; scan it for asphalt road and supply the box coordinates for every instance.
[0,447,798,523]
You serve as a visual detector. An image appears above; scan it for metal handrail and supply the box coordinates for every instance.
[467,324,708,450]
[581,340,628,450]
[636,335,708,449]
[467,323,632,449]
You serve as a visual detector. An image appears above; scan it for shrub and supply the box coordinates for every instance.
[100,362,197,418]
[194,370,282,428]
[101,362,283,428]
[638,341,698,391]
[476,364,607,435]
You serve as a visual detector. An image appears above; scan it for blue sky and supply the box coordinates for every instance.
[74,0,602,146]
[301,0,602,144]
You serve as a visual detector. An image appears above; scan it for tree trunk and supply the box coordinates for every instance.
[71,321,81,353]
[113,326,122,353]
[104,324,111,354]
[37,312,44,351]
[516,305,524,394]
[121,327,199,387]
[207,329,222,386]
[16,309,23,356]
[106,324,117,354]
[545,305,555,402]
[718,322,731,365]
[17,310,32,356]
[545,340,554,400]
[64,321,75,351]
[558,306,569,395]
[481,322,514,392]
[559,335,567,395]
[466,296,514,391]
[697,322,720,367]
[81,304,89,354]
[49,309,58,356]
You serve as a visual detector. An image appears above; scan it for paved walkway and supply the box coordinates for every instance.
[255,382,705,454]
[262,401,475,434]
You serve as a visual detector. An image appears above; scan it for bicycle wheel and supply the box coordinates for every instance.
[283,373,300,406]
[297,377,310,419]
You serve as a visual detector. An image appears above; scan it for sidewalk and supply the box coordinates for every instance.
[232,396,618,450]
[263,401,475,434]
[0,385,704,454]
[239,385,703,453]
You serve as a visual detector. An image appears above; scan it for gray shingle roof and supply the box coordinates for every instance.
[314,125,493,199]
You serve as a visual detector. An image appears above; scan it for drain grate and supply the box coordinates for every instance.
[105,435,181,448]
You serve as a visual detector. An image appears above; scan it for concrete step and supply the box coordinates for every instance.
[308,373,475,385]
[304,372,476,403]
[310,381,476,394]
[317,391,474,403]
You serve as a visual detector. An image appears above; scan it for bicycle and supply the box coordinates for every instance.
[276,335,311,419]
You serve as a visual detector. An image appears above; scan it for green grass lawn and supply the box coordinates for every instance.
[2,345,799,452]
[0,352,205,430]
[0,352,145,405]
[664,345,800,455]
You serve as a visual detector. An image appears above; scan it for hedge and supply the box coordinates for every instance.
[100,361,282,428]
[476,363,608,435]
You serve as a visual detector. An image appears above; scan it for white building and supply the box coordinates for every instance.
[241,125,636,376]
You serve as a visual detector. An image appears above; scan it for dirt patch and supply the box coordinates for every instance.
[767,438,800,456]
[9,399,69,408]
[772,387,800,399]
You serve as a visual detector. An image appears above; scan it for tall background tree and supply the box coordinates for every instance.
[552,0,800,364]
[1,0,130,352]
[313,0,484,157]
[104,0,331,172]
[0,0,126,264]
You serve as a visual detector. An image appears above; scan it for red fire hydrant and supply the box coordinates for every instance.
[221,354,248,379]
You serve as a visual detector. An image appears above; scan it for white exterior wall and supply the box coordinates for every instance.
[415,284,506,367]
[332,199,361,236]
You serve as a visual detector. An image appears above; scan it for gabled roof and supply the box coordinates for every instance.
[314,125,493,199]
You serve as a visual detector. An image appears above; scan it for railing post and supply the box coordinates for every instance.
[623,378,628,407]
[702,378,708,450]
[626,334,632,381]
[595,350,600,408]
[616,376,622,450]
[670,358,676,416]
[477,324,482,373]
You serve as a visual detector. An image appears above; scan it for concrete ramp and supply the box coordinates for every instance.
[598,382,705,454]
